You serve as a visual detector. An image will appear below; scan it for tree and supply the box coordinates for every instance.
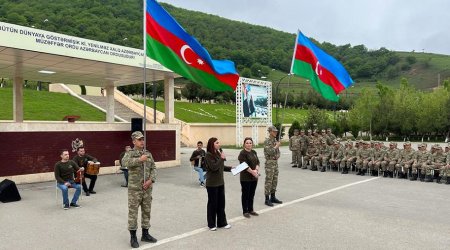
[305,106,329,130]
[288,120,301,138]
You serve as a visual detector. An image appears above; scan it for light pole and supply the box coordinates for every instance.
[275,74,291,124]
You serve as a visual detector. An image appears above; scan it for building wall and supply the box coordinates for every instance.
[0,122,180,183]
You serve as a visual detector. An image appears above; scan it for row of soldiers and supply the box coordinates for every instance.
[289,129,450,184]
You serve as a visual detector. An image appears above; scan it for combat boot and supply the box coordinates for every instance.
[424,175,433,182]
[270,193,283,204]
[320,166,326,172]
[419,174,425,182]
[436,176,441,184]
[356,169,361,175]
[141,228,157,243]
[130,230,139,248]
[445,177,450,185]
[341,167,348,174]
[265,195,273,207]
[360,169,366,176]
[409,174,417,181]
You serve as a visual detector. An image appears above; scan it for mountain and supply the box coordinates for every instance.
[0,0,449,90]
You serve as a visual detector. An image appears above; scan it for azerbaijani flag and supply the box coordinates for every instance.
[290,31,353,101]
[145,0,239,91]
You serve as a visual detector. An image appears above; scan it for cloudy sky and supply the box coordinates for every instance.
[160,0,450,55]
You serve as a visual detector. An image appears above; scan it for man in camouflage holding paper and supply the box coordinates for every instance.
[122,131,157,248]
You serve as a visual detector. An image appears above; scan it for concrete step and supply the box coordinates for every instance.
[81,95,139,122]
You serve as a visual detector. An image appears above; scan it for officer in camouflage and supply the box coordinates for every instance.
[412,143,431,181]
[341,141,357,174]
[122,131,157,248]
[430,146,446,183]
[263,125,282,206]
[397,142,415,179]
[304,141,319,170]
[383,142,400,178]
[289,129,301,168]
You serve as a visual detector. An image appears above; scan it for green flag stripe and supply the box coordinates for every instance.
[146,35,232,92]
[292,59,339,101]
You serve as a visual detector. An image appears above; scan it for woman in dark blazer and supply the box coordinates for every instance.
[204,137,232,231]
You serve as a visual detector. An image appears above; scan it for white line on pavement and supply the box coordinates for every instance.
[140,177,379,249]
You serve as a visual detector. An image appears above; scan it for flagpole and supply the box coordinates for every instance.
[278,74,292,142]
[289,30,300,74]
[143,0,147,181]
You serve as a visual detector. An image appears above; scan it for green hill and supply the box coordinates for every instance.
[0,0,449,92]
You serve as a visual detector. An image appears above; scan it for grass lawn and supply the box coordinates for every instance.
[0,88,105,121]
[138,100,331,124]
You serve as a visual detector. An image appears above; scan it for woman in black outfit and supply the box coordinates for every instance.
[237,137,260,218]
[205,137,232,231]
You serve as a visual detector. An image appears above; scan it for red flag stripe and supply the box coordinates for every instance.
[295,44,345,94]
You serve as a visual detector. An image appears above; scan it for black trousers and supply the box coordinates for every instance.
[82,174,97,192]
[206,185,227,228]
[240,180,257,213]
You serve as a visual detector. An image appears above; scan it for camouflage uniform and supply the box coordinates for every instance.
[429,147,446,182]
[122,136,157,231]
[341,142,357,173]
[439,153,450,184]
[397,143,415,178]
[304,142,319,170]
[289,131,301,167]
[299,130,309,165]
[383,143,400,178]
[264,136,280,196]
[315,140,331,172]
[329,141,344,171]
[412,143,431,181]
[369,143,385,176]
[356,142,372,175]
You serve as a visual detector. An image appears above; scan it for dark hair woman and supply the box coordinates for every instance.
[205,137,232,231]
[237,137,260,218]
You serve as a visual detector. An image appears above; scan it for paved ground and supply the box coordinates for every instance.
[0,145,449,250]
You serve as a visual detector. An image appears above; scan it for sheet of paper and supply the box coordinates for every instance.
[231,162,249,176]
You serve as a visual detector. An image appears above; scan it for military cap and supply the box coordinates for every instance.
[307,129,312,133]
[321,129,326,133]
[364,141,370,145]
[327,128,332,131]
[267,125,278,132]
[346,140,353,145]
[300,129,305,133]
[403,141,411,145]
[389,142,395,146]
[131,131,144,140]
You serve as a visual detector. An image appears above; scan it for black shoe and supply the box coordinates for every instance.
[270,193,283,204]
[141,229,157,243]
[320,167,326,172]
[425,175,433,182]
[85,191,90,196]
[436,177,441,184]
[243,213,251,218]
[70,203,81,208]
[130,230,139,248]
[292,165,297,168]
[63,204,70,210]
[356,170,361,175]
[121,184,128,187]
[249,211,259,216]
[89,191,96,194]
[445,177,450,185]
[265,195,273,207]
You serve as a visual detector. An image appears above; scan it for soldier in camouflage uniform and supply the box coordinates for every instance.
[329,140,344,171]
[438,146,450,184]
[341,141,357,174]
[412,143,431,181]
[326,128,336,145]
[397,142,415,179]
[315,140,332,172]
[299,129,309,168]
[304,141,319,170]
[369,142,385,176]
[289,129,301,168]
[356,141,372,176]
[122,131,157,248]
[383,142,400,178]
[263,126,282,206]
[429,146,446,183]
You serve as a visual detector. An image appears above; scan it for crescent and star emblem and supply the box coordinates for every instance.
[180,45,192,65]
[315,61,322,76]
